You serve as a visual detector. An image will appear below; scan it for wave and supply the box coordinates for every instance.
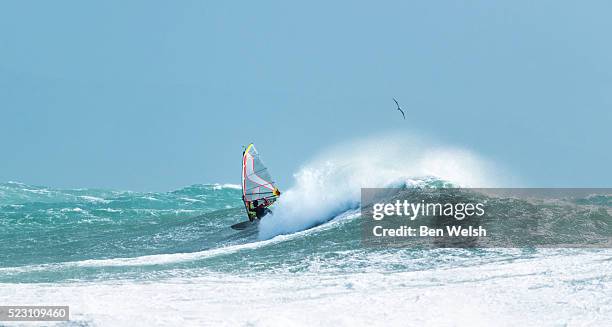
[0,210,360,277]
[259,133,509,239]
[0,182,242,209]
[5,133,610,285]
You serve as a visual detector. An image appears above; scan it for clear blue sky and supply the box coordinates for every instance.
[1,1,610,191]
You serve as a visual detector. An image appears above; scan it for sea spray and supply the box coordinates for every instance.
[258,133,505,239]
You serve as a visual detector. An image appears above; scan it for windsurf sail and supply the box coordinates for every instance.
[241,143,281,220]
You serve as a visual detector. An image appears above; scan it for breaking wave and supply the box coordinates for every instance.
[259,133,509,239]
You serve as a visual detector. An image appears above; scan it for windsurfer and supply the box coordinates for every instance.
[248,199,272,221]
[235,144,281,228]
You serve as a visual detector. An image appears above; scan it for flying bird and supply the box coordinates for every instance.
[393,98,405,120]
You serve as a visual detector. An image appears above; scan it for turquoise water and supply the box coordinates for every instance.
[1,180,611,326]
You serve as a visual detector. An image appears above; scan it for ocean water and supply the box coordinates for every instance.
[1,180,610,326]
[1,138,611,326]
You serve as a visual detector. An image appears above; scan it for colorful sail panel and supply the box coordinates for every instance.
[242,144,280,204]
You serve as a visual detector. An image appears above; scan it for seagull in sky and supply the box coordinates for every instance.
[393,98,405,120]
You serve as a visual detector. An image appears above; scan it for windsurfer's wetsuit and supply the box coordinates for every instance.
[255,205,267,219]
[247,199,272,221]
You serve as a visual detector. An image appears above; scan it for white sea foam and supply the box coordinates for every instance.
[212,183,242,190]
[0,211,358,276]
[98,208,122,213]
[23,188,51,195]
[60,207,84,213]
[78,195,110,203]
[0,250,608,326]
[179,197,204,203]
[259,132,512,239]
[5,181,27,185]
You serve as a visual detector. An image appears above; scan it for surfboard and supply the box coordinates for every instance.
[230,220,259,230]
